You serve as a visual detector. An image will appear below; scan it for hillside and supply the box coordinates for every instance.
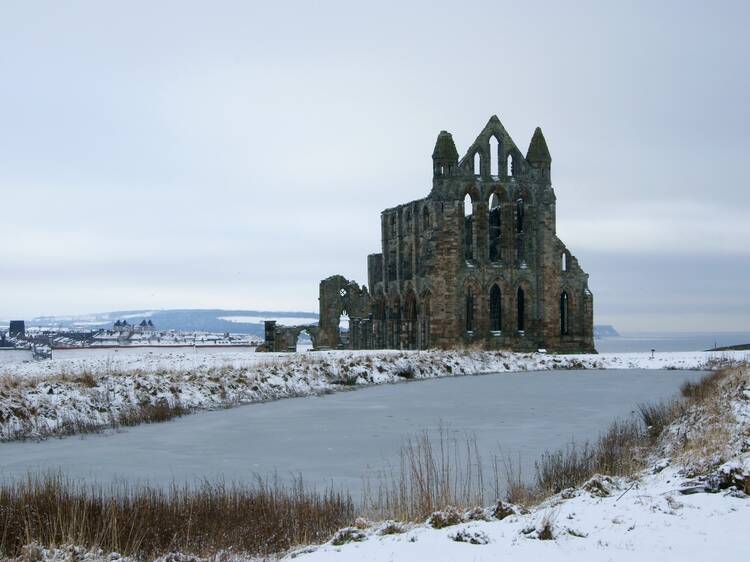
[19,309,319,337]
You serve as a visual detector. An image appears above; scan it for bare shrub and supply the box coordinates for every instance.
[537,514,556,540]
[396,365,415,379]
[378,521,407,535]
[116,400,187,427]
[0,473,354,560]
[73,371,98,388]
[428,506,464,529]
[638,400,681,441]
[680,370,725,402]
[363,428,486,521]
[450,529,490,544]
[330,527,366,546]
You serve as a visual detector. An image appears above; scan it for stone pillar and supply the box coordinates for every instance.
[264,321,277,351]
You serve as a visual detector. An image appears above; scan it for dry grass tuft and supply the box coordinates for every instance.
[0,473,354,559]
[363,428,488,522]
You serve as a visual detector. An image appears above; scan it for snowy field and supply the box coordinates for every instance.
[291,463,750,562]
[2,347,747,380]
[1,348,747,441]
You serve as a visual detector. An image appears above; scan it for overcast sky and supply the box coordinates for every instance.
[1,0,748,332]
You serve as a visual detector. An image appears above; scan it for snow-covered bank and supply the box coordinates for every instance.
[290,364,750,562]
[0,349,746,441]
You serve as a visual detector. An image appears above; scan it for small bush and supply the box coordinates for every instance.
[638,400,680,441]
[330,527,367,546]
[680,370,724,402]
[491,500,520,521]
[450,529,490,545]
[429,506,464,529]
[74,372,98,388]
[396,365,415,379]
[378,521,406,535]
[537,513,556,540]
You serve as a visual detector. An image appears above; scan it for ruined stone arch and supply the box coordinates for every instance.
[487,186,509,263]
[560,290,570,336]
[317,275,370,349]
[512,187,534,266]
[463,186,480,263]
[489,276,513,333]
[489,283,502,333]
[506,147,525,177]
[561,248,572,272]
[560,285,579,336]
[514,280,534,334]
[462,276,482,335]
[489,134,502,176]
[473,150,482,176]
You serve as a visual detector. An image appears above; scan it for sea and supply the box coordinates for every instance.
[595,331,750,353]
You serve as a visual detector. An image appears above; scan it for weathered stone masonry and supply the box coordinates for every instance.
[263,116,595,353]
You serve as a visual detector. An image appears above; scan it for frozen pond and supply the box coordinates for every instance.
[0,369,704,494]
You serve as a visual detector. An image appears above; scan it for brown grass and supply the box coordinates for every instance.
[366,368,737,512]
[680,370,725,402]
[531,368,733,497]
[362,428,490,521]
[0,473,354,559]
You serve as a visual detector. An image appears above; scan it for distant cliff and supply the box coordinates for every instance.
[594,325,620,338]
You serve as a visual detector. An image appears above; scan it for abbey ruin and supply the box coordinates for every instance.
[262,116,595,353]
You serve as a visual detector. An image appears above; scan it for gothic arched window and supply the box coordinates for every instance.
[490,284,502,332]
[464,194,475,262]
[560,292,569,335]
[490,136,500,176]
[489,193,502,262]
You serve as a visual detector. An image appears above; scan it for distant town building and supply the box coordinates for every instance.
[112,319,155,333]
[9,320,25,338]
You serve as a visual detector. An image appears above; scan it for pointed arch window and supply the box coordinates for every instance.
[516,287,525,332]
[490,284,502,332]
[489,136,500,176]
[473,152,481,176]
[560,292,569,335]
[464,194,475,262]
[515,198,525,233]
[488,193,502,262]
[507,153,514,177]
[562,252,568,271]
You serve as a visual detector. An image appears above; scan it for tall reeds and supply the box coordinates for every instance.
[0,474,353,559]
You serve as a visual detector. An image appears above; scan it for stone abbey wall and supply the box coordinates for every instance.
[262,115,595,353]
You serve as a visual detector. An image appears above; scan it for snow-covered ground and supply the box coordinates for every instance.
[290,465,749,562]
[1,349,747,441]
[13,363,750,562]
[290,364,750,562]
